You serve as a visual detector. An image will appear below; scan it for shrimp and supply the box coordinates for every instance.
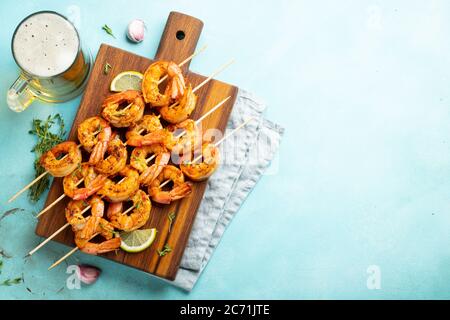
[166,62,186,101]
[160,84,197,124]
[88,126,112,165]
[101,90,145,128]
[97,166,140,202]
[130,144,170,186]
[141,61,186,106]
[94,137,127,176]
[126,115,201,149]
[126,128,176,149]
[77,116,110,153]
[125,114,163,147]
[40,141,82,177]
[76,236,121,255]
[107,190,152,231]
[65,199,89,232]
[65,196,104,233]
[148,165,192,204]
[168,119,202,162]
[76,196,106,240]
[74,217,120,255]
[75,236,121,255]
[63,163,107,200]
[68,196,120,255]
[180,143,220,181]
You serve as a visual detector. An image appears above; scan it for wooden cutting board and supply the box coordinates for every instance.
[35,11,238,280]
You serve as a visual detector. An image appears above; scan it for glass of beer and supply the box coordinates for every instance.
[7,11,92,112]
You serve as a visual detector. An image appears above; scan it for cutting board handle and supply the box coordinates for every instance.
[155,11,204,72]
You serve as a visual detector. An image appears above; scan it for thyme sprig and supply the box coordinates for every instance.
[103,62,112,75]
[102,25,115,38]
[168,212,176,233]
[157,244,172,257]
[0,276,23,286]
[28,114,66,202]
[0,208,23,222]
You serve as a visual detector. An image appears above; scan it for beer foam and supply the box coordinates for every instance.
[13,12,79,77]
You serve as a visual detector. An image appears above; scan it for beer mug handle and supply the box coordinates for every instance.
[7,75,36,112]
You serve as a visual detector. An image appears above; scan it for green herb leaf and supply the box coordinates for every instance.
[28,114,66,202]
[157,244,172,257]
[0,208,24,222]
[103,62,112,75]
[168,212,176,233]
[135,201,142,210]
[0,276,23,286]
[102,24,115,38]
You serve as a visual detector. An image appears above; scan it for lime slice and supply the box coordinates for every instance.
[110,71,143,92]
[120,228,157,253]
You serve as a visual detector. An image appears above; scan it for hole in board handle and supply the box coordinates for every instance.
[176,30,185,40]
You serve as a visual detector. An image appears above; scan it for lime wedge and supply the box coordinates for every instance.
[110,71,143,92]
[120,228,157,253]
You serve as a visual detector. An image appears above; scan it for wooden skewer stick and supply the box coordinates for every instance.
[8,47,207,204]
[35,179,83,218]
[48,247,78,270]
[27,222,70,257]
[196,60,235,90]
[47,203,136,270]
[198,117,256,162]
[7,171,49,203]
[36,193,71,218]
[194,96,231,127]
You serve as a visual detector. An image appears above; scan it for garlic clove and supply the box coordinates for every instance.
[127,19,145,43]
[78,264,101,285]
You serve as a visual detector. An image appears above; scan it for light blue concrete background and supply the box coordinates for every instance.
[1,0,450,299]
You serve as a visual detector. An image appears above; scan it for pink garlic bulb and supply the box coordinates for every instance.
[127,19,145,43]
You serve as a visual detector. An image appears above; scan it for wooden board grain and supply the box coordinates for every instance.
[35,12,238,280]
